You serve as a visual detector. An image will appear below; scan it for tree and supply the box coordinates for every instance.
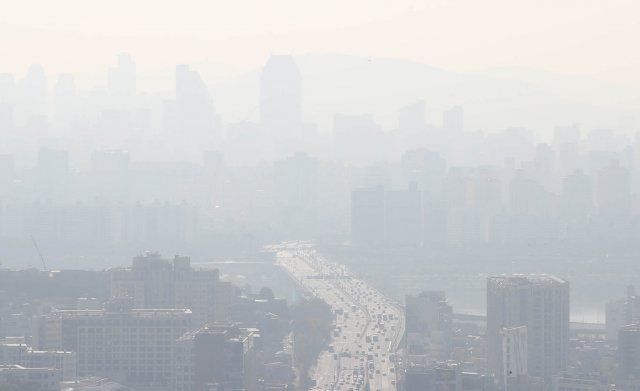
[290,297,333,387]
[0,383,23,391]
[259,286,275,300]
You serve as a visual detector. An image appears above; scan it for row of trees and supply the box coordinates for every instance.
[291,296,334,388]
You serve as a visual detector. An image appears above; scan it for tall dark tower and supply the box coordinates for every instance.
[260,55,302,140]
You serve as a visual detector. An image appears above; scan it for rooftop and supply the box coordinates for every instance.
[49,308,192,318]
[488,274,568,287]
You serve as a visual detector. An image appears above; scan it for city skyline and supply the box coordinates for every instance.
[4,0,640,87]
[2,2,640,390]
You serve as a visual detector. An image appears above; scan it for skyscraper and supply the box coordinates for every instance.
[487,275,570,391]
[36,147,69,201]
[350,186,385,248]
[443,105,464,133]
[501,326,528,390]
[385,183,421,248]
[18,64,47,127]
[164,64,219,136]
[398,99,426,133]
[596,160,631,218]
[606,286,640,341]
[108,53,136,97]
[0,74,16,133]
[53,74,77,130]
[560,169,593,224]
[333,113,385,164]
[260,55,303,140]
[273,152,318,237]
[0,74,16,105]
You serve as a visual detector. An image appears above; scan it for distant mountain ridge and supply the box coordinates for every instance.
[209,53,640,138]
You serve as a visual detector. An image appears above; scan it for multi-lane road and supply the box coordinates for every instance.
[275,242,404,391]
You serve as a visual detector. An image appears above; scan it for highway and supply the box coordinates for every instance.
[274,242,405,391]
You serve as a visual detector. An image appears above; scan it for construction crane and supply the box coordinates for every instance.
[30,236,48,271]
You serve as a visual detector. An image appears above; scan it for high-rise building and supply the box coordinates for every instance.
[398,100,426,133]
[385,184,421,248]
[350,186,385,248]
[553,123,581,178]
[201,150,225,206]
[404,362,494,391]
[0,154,14,202]
[553,123,581,146]
[560,169,593,224]
[274,152,319,238]
[0,74,16,106]
[163,65,219,136]
[18,64,47,125]
[501,326,528,390]
[618,324,640,382]
[443,106,464,133]
[260,55,303,139]
[36,147,69,201]
[90,149,130,202]
[0,104,12,133]
[401,149,446,196]
[405,291,452,359]
[399,149,447,248]
[53,74,77,130]
[596,160,631,217]
[487,275,570,391]
[111,253,230,326]
[108,53,136,98]
[333,113,386,164]
[0,74,16,133]
[605,285,640,341]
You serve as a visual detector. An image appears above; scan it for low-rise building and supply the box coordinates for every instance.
[61,377,132,390]
[173,323,258,391]
[0,364,61,391]
[32,300,192,390]
[111,252,230,327]
[0,341,76,379]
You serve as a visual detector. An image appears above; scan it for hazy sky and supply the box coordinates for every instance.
[3,0,640,85]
